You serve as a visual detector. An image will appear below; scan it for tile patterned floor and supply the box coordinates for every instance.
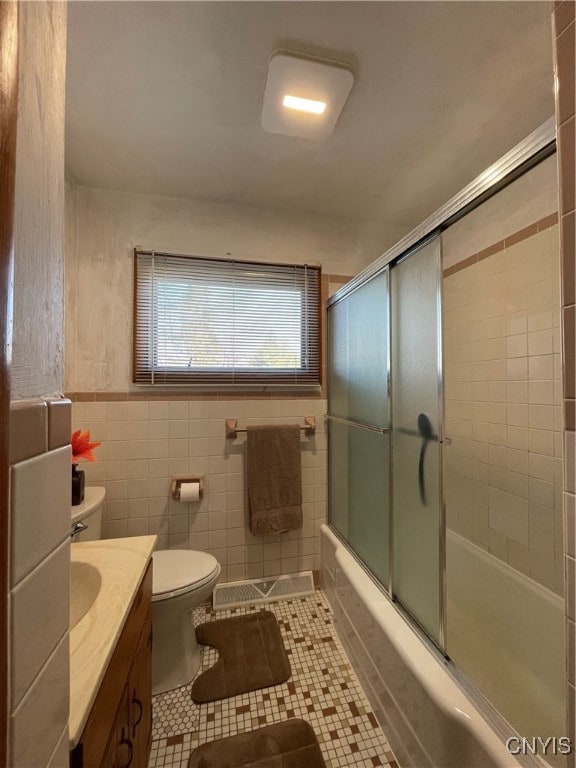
[149,590,399,768]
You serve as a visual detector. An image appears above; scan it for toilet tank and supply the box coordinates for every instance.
[71,487,106,541]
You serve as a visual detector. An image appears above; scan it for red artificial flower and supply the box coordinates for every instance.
[71,429,101,463]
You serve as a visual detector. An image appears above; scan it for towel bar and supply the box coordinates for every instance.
[225,416,316,439]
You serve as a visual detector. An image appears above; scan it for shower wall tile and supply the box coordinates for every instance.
[556,0,576,731]
[72,398,327,582]
[444,220,564,593]
[566,494,575,559]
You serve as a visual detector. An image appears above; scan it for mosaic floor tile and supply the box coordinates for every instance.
[149,591,398,768]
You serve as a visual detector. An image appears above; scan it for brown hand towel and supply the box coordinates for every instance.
[247,425,303,535]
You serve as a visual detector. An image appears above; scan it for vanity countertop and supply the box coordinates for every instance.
[69,535,156,749]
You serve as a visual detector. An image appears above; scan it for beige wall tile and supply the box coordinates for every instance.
[46,726,70,768]
[566,494,576,559]
[47,399,71,451]
[11,539,70,708]
[567,556,575,622]
[444,213,563,592]
[529,453,556,483]
[507,404,528,427]
[566,432,576,494]
[10,636,69,768]
[529,380,555,405]
[11,446,71,585]
[507,381,528,403]
[506,334,528,358]
[529,354,554,380]
[529,429,555,457]
[507,357,528,380]
[489,508,528,545]
[10,399,47,465]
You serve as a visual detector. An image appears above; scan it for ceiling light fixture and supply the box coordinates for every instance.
[261,51,354,141]
[282,94,327,115]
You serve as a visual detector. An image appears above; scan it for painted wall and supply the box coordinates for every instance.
[65,183,364,579]
[442,155,558,270]
[443,158,563,594]
[8,3,70,767]
[65,184,369,393]
[12,1,65,400]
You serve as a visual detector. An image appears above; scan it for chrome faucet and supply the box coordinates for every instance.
[70,520,88,541]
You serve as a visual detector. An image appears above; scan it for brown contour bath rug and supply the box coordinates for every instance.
[187,718,326,768]
[191,610,291,703]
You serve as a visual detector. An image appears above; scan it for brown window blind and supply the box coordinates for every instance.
[133,250,321,387]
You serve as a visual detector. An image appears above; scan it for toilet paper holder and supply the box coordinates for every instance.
[170,475,205,501]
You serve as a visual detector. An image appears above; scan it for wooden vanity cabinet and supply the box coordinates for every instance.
[71,562,153,768]
[129,621,153,763]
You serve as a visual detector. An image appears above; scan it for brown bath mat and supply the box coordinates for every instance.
[187,718,326,768]
[191,611,291,703]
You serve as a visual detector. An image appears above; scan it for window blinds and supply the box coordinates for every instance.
[133,250,321,386]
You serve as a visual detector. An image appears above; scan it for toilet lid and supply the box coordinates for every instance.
[152,550,220,601]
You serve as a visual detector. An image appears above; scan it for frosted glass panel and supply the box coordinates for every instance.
[328,419,389,587]
[328,270,388,427]
[328,419,350,540]
[443,163,565,742]
[391,238,441,643]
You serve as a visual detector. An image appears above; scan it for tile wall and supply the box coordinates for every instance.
[8,398,72,768]
[71,398,327,582]
[553,0,576,747]
[444,216,564,593]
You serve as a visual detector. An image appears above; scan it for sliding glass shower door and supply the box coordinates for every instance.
[391,237,443,644]
[327,235,443,645]
[327,269,391,588]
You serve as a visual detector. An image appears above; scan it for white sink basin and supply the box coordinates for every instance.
[70,561,102,630]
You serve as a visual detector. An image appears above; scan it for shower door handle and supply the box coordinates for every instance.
[397,413,438,506]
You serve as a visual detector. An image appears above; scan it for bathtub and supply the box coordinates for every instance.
[321,524,563,768]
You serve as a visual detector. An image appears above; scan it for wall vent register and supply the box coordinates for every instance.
[212,572,315,611]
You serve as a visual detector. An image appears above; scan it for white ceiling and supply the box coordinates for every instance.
[66,1,554,235]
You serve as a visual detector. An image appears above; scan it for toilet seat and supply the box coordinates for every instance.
[152,550,220,602]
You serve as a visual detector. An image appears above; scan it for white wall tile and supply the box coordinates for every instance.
[126,402,149,421]
[149,420,169,439]
[127,518,148,536]
[11,446,70,584]
[566,432,575,495]
[208,510,227,531]
[105,519,128,538]
[11,538,70,708]
[73,399,326,579]
[443,223,563,593]
[10,636,69,768]
[169,401,188,420]
[83,402,106,422]
[208,530,226,549]
[149,402,169,420]
[46,725,70,768]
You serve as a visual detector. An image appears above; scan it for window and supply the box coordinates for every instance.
[133,250,321,387]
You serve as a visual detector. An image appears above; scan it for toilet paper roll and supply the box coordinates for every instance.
[179,482,200,502]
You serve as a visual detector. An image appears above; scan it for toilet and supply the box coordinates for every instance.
[71,487,221,695]
[71,486,106,541]
[151,549,220,694]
